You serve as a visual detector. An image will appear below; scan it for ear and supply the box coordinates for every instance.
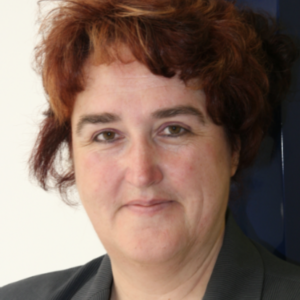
[230,138,241,177]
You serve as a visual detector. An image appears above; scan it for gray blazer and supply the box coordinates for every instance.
[2,212,300,300]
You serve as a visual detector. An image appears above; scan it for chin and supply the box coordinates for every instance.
[110,225,188,264]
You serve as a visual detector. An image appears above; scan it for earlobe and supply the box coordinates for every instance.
[231,152,239,177]
[230,139,241,177]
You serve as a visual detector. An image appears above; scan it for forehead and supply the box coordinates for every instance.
[73,60,206,119]
[84,60,187,92]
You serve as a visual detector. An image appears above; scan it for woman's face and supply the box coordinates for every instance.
[71,60,239,264]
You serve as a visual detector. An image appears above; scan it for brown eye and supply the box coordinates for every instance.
[167,126,183,135]
[95,131,117,142]
[102,131,115,140]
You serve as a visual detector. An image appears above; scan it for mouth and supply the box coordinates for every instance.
[124,199,175,215]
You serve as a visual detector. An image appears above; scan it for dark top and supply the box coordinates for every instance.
[1,213,300,300]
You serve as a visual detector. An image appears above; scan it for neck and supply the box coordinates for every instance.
[109,226,224,300]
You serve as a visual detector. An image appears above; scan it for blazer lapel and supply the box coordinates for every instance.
[203,212,264,300]
[72,255,113,300]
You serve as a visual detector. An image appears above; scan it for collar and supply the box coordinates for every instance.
[203,212,264,300]
[73,255,113,300]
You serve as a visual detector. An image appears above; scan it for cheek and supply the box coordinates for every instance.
[162,145,211,186]
[74,150,121,205]
[162,140,231,201]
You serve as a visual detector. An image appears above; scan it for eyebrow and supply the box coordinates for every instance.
[76,113,121,135]
[152,105,206,125]
[76,105,206,135]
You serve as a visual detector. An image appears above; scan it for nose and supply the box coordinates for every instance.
[124,138,163,188]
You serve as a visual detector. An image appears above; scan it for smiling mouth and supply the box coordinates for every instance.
[124,199,174,215]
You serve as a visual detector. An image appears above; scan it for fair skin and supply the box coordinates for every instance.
[71,60,239,300]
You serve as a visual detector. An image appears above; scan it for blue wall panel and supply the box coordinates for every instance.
[236,0,278,17]
[279,0,300,264]
[230,0,300,263]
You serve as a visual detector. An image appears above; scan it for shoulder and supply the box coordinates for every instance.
[217,212,300,300]
[253,242,300,299]
[0,267,79,300]
[0,256,104,300]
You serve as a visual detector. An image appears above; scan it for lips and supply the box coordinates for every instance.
[126,199,173,206]
[124,199,174,214]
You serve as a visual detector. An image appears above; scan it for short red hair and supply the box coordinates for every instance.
[31,0,298,204]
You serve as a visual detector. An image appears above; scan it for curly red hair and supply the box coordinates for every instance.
[30,0,298,204]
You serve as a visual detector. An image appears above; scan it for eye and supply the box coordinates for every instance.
[94,131,119,142]
[161,125,187,136]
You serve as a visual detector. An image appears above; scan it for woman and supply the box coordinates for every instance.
[1,0,299,299]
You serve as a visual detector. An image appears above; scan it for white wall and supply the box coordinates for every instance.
[0,0,106,287]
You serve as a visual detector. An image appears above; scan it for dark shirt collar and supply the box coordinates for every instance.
[203,212,264,300]
[73,255,112,300]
